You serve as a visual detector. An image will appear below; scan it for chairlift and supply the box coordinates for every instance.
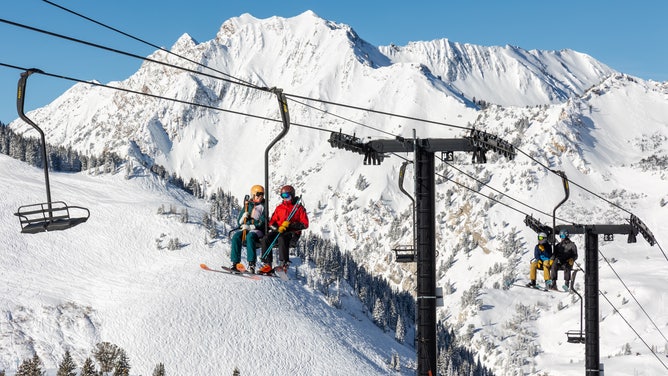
[14,69,90,234]
[565,268,586,344]
[524,171,586,343]
[392,160,416,263]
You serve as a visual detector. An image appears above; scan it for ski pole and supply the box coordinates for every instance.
[261,197,302,259]
[241,195,249,242]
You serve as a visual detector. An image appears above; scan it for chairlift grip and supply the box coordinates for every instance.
[551,170,570,244]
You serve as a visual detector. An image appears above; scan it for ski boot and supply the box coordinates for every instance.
[258,263,273,275]
[228,262,242,273]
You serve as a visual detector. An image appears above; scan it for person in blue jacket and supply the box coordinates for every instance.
[525,232,554,288]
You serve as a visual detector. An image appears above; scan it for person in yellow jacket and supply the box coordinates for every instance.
[525,232,554,288]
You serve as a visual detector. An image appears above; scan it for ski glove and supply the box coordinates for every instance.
[278,221,290,233]
[241,224,251,231]
[239,212,248,225]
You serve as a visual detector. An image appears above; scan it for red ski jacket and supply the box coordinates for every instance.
[269,198,309,233]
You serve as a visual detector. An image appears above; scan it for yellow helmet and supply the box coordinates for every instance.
[250,185,265,198]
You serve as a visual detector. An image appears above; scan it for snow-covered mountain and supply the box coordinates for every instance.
[3,10,668,375]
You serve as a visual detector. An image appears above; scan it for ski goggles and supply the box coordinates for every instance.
[254,192,264,197]
[280,192,292,199]
[537,235,546,240]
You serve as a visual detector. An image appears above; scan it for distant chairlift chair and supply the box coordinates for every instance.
[13,69,90,234]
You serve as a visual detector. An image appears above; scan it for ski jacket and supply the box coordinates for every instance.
[268,197,309,233]
[553,238,578,263]
[238,201,266,231]
[533,243,553,261]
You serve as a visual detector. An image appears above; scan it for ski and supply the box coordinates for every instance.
[512,283,548,292]
[200,263,261,280]
[273,265,290,281]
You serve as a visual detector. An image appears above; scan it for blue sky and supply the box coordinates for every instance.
[1,0,667,123]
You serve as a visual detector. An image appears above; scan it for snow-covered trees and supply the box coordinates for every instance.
[80,358,97,376]
[152,363,166,376]
[113,349,131,376]
[15,354,43,376]
[56,350,77,376]
[94,341,121,373]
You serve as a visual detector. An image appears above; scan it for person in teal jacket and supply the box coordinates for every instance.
[229,185,266,273]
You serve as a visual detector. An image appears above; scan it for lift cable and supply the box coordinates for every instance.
[40,0,256,88]
[285,92,470,132]
[513,147,632,216]
[598,250,668,343]
[285,97,396,137]
[390,153,533,219]
[2,16,663,257]
[1,15,658,225]
[439,158,569,222]
[0,18,266,93]
[2,15,659,238]
[599,291,668,370]
[0,62,332,136]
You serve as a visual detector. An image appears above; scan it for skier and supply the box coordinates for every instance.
[258,185,309,274]
[229,185,266,273]
[549,229,578,290]
[525,232,554,289]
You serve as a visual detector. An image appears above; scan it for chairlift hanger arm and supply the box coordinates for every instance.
[551,170,570,243]
[264,88,290,234]
[17,69,53,207]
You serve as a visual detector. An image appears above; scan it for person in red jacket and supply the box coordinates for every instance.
[258,185,309,274]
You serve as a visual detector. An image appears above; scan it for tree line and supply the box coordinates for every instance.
[295,233,494,375]
[5,342,165,376]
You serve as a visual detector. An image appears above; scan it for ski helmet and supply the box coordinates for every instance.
[538,232,547,243]
[280,185,295,199]
[250,185,265,198]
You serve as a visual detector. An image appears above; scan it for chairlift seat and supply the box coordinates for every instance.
[393,245,416,263]
[15,201,90,234]
[566,330,585,344]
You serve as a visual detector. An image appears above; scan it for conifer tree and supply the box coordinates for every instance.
[152,363,166,376]
[94,342,121,373]
[395,314,406,343]
[232,367,241,376]
[80,357,97,376]
[112,349,130,376]
[56,350,77,376]
[15,354,43,376]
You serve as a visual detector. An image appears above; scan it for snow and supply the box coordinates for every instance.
[3,11,668,376]
[0,155,415,375]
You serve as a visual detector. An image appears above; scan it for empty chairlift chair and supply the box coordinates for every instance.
[13,69,90,234]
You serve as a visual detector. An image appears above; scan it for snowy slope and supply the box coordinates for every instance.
[0,155,416,375]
